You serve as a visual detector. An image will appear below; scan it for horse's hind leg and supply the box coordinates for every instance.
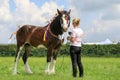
[22,44,33,74]
[13,45,23,75]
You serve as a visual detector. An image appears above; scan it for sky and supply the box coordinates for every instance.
[0,0,120,44]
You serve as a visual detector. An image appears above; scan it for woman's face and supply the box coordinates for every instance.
[72,22,77,28]
[72,22,75,26]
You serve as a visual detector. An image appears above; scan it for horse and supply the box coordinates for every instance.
[13,9,71,75]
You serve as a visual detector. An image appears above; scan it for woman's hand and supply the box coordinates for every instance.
[70,37,76,43]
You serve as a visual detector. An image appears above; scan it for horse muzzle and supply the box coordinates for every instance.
[63,27,68,32]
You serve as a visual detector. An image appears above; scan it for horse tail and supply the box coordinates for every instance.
[9,33,14,39]
[9,25,21,39]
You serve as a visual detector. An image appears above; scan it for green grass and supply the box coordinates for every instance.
[0,57,120,80]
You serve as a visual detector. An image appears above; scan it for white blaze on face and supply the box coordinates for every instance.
[62,14,69,32]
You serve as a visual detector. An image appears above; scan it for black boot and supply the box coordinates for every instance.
[73,68,77,77]
[73,73,77,77]
[79,73,83,77]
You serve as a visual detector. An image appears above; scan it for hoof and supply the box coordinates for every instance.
[45,70,55,75]
[26,71,33,74]
[49,71,55,74]
[45,70,49,74]
[13,71,17,75]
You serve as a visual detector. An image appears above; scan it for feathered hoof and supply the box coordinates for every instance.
[45,70,55,75]
[12,71,18,75]
[26,71,33,74]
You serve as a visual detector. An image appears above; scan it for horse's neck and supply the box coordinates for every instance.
[50,19,63,36]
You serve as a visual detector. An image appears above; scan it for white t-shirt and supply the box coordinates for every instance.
[70,27,83,47]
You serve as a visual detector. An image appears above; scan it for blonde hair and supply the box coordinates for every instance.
[72,18,80,26]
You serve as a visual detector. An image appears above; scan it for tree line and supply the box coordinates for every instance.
[0,44,120,57]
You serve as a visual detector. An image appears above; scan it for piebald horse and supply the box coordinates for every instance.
[13,9,71,75]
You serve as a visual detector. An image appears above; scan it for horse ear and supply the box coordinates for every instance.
[57,9,61,14]
[68,9,71,14]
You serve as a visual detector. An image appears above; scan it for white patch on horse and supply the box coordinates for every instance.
[49,59,56,74]
[13,46,23,75]
[25,61,33,74]
[45,62,50,74]
[58,34,64,40]
[62,14,68,30]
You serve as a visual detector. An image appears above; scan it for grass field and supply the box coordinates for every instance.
[0,57,120,80]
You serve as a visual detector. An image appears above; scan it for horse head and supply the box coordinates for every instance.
[57,9,71,32]
[50,9,71,36]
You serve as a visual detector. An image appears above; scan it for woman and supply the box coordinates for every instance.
[68,18,84,77]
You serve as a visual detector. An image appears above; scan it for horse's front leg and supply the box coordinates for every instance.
[49,49,59,74]
[45,49,52,74]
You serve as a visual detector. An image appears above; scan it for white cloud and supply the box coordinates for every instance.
[14,0,45,24]
[13,0,64,25]
[0,0,12,24]
[101,4,120,20]
[0,0,13,44]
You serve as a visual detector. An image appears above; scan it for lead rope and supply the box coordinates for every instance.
[56,54,65,71]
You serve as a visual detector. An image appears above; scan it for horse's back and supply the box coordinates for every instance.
[16,25,45,46]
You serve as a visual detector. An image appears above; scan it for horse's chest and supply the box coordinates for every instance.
[45,38,63,49]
